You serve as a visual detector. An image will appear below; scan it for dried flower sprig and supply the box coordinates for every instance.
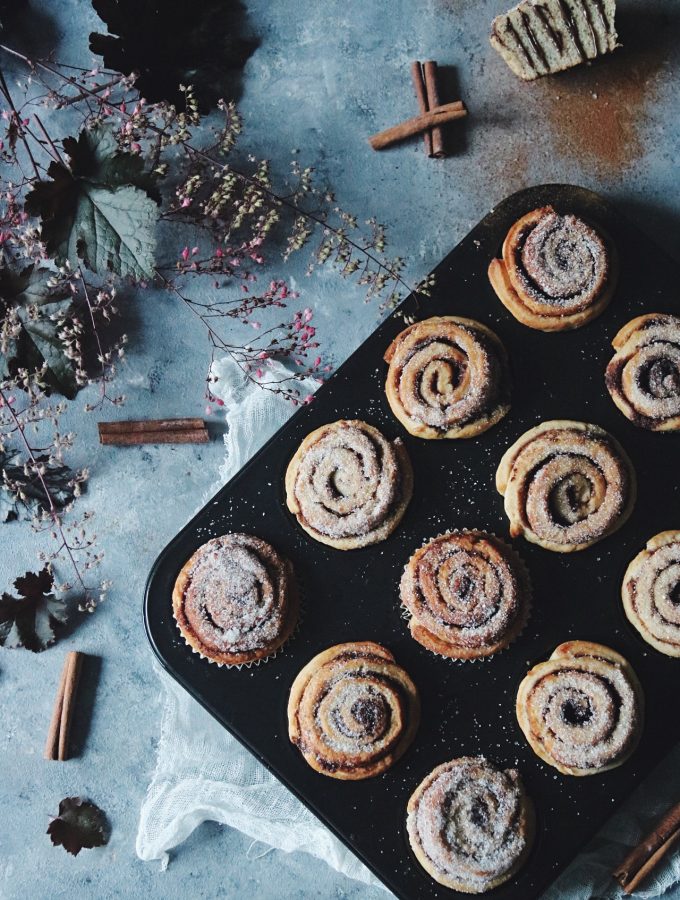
[0,32,432,621]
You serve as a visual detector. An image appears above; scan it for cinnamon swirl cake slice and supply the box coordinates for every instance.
[490,0,619,81]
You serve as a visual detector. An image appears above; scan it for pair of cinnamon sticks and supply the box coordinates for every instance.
[368,59,466,152]
[98,417,209,446]
[613,800,680,894]
[44,651,84,761]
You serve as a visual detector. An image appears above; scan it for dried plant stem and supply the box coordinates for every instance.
[0,65,41,179]
[0,385,89,597]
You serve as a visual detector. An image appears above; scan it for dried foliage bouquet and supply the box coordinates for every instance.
[0,2,430,644]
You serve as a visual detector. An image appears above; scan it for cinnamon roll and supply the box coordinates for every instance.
[516,641,643,776]
[496,420,635,552]
[285,419,413,550]
[384,316,511,439]
[406,756,534,893]
[400,531,529,659]
[622,531,680,657]
[288,641,419,779]
[172,533,298,666]
[488,207,617,331]
[605,314,680,431]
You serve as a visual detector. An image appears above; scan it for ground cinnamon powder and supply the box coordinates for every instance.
[528,6,672,174]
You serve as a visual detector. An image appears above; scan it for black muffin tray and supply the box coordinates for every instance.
[145,185,680,899]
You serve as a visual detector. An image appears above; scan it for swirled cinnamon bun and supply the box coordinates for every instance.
[605,314,680,431]
[384,316,511,439]
[496,420,635,552]
[172,533,298,666]
[516,641,643,775]
[406,756,534,893]
[622,531,680,657]
[285,419,413,550]
[400,531,529,659]
[488,207,617,331]
[288,641,419,779]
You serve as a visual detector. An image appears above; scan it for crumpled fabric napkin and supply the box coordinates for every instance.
[137,356,680,899]
[136,358,380,887]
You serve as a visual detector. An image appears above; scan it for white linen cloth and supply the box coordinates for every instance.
[137,357,680,899]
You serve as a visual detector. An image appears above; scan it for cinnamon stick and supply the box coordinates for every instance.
[44,656,69,760]
[99,428,208,446]
[613,801,680,893]
[44,651,84,761]
[98,417,204,434]
[410,61,432,156]
[423,60,445,158]
[368,102,467,151]
[98,418,209,445]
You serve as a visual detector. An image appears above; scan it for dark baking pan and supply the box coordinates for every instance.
[145,184,680,899]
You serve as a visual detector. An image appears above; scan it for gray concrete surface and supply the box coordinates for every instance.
[1,0,679,898]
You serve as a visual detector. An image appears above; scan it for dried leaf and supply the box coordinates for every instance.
[0,264,77,397]
[25,126,158,280]
[47,798,109,856]
[0,567,67,652]
[89,0,257,111]
[0,450,76,523]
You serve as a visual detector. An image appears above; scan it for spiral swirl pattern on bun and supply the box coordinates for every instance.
[384,316,511,439]
[516,641,643,776]
[606,314,680,431]
[172,533,298,666]
[406,756,534,893]
[623,531,680,656]
[285,419,413,550]
[288,641,419,779]
[496,420,635,553]
[488,206,617,331]
[400,531,529,659]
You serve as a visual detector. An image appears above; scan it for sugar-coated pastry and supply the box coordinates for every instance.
[384,316,511,439]
[407,756,534,893]
[622,531,680,656]
[516,640,643,775]
[172,533,298,666]
[285,419,413,550]
[400,531,529,659]
[488,206,617,331]
[605,313,680,431]
[496,420,635,552]
[288,641,419,779]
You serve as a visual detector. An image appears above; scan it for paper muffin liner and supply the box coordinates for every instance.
[173,549,304,670]
[399,529,532,664]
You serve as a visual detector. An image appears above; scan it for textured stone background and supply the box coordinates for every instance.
[1,0,679,898]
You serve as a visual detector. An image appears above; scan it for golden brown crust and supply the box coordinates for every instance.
[285,419,413,550]
[516,641,644,776]
[406,756,535,893]
[287,641,419,780]
[488,206,617,332]
[172,533,298,666]
[496,419,636,553]
[400,531,530,659]
[622,530,680,657]
[383,316,511,439]
[605,313,680,431]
